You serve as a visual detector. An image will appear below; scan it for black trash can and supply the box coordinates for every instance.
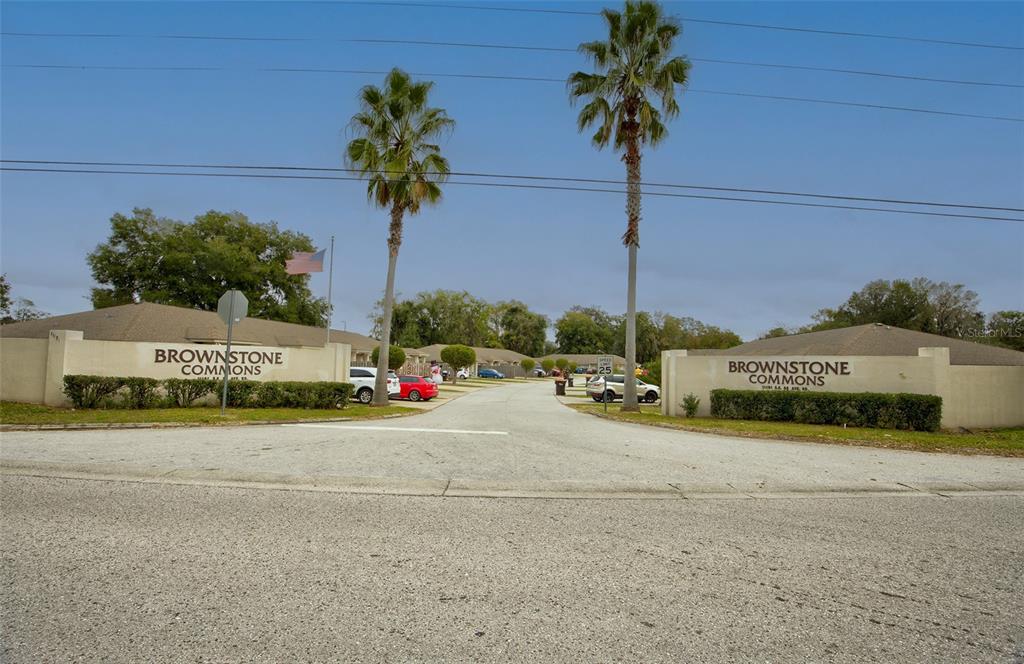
[555,381,566,396]
[567,377,574,387]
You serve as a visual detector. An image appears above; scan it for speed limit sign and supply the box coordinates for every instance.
[597,355,613,376]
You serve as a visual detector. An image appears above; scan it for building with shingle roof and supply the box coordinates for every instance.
[0,302,427,366]
[660,323,1024,429]
[692,323,1023,366]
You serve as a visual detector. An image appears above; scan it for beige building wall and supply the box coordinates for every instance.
[1,330,351,407]
[0,337,49,403]
[660,347,1023,429]
[947,366,1024,429]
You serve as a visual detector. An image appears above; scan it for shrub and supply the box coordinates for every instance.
[555,358,569,373]
[121,377,161,409]
[441,345,476,384]
[224,379,259,407]
[521,358,536,374]
[710,389,941,432]
[541,359,555,373]
[682,393,700,418]
[163,378,217,407]
[371,345,406,371]
[62,375,124,409]
[644,359,662,386]
[253,381,353,409]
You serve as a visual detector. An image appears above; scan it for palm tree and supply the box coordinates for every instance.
[346,68,454,406]
[569,1,690,412]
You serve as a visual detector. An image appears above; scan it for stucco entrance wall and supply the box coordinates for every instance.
[1,330,351,407]
[660,347,1024,429]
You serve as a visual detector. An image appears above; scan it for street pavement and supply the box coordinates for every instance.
[1,381,1022,497]
[2,475,1021,663]
[2,381,1023,661]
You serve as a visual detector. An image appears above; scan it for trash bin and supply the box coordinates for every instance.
[555,381,566,396]
[567,377,574,387]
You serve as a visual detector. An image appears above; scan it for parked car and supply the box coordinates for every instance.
[397,375,438,402]
[456,368,470,380]
[348,367,400,404]
[532,367,546,377]
[478,367,505,379]
[586,374,660,403]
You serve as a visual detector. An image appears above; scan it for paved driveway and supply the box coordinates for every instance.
[2,381,1021,495]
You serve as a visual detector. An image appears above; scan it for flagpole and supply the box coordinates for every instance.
[325,235,335,347]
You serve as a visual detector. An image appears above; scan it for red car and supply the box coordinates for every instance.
[396,375,439,402]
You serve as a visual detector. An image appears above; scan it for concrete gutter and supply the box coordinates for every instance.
[3,460,1022,500]
[0,411,418,432]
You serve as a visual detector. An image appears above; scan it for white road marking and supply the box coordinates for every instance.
[286,424,509,436]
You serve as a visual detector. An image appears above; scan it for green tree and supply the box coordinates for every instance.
[613,310,660,363]
[541,359,556,374]
[346,69,454,405]
[440,344,476,385]
[759,326,793,340]
[371,289,490,347]
[521,358,536,377]
[0,274,11,318]
[569,0,690,411]
[0,274,47,323]
[986,311,1024,351]
[490,300,548,356]
[371,344,406,371]
[555,311,607,353]
[87,208,327,325]
[806,278,983,336]
[555,358,569,375]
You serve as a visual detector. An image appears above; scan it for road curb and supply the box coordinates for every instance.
[0,411,419,432]
[3,461,1022,501]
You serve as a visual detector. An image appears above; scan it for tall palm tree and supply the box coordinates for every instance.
[346,68,454,406]
[569,1,690,412]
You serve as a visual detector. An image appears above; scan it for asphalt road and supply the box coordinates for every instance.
[2,475,1021,663]
[1,381,1022,497]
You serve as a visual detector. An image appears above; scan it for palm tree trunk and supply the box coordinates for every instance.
[621,125,642,413]
[373,205,403,406]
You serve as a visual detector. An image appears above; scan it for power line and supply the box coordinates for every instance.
[3,166,1022,224]
[5,159,1021,212]
[346,2,1024,52]
[4,32,1020,89]
[6,64,1021,123]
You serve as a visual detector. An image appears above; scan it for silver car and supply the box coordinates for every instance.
[586,374,661,403]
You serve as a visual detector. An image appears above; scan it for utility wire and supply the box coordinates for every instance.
[4,32,1020,89]
[3,166,1022,223]
[5,159,1021,212]
[6,64,1021,123]
[346,1,1024,52]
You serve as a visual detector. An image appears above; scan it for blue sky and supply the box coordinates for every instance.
[2,1,1022,340]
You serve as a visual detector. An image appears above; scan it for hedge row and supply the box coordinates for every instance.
[709,389,942,432]
[62,375,355,410]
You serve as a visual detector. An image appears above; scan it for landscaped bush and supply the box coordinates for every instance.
[163,378,218,407]
[710,389,942,432]
[63,375,125,409]
[681,393,700,418]
[255,381,354,409]
[223,379,260,407]
[121,377,161,409]
[62,376,355,410]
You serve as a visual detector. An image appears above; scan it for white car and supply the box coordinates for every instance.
[456,368,470,380]
[348,367,400,404]
[586,374,660,403]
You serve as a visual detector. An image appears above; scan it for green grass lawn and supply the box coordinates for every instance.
[0,401,417,427]
[569,403,1024,457]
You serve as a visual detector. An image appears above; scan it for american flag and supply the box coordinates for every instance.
[285,249,326,275]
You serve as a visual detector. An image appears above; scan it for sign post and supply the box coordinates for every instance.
[217,289,249,416]
[597,355,613,413]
